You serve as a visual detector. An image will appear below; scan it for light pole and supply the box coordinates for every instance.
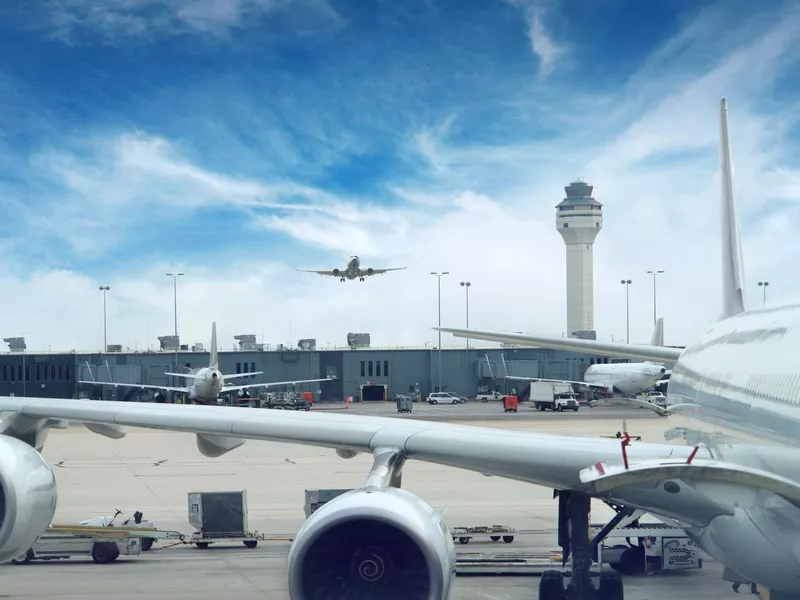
[460,281,471,397]
[758,281,769,305]
[98,285,110,352]
[460,281,471,348]
[646,270,665,326]
[166,273,184,374]
[431,271,449,392]
[620,279,632,343]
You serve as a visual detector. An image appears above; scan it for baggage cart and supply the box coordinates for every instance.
[396,395,413,413]
[503,395,519,413]
[451,525,518,544]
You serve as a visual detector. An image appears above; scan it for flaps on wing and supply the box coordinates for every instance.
[84,423,127,439]
[196,434,246,458]
[580,457,800,528]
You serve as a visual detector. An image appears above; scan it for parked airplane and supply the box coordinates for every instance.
[501,319,670,396]
[296,255,406,282]
[2,100,800,600]
[78,323,333,403]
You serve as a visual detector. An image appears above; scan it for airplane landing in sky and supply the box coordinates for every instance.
[296,255,406,282]
[79,322,333,403]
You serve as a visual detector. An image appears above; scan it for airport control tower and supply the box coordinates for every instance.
[556,180,603,339]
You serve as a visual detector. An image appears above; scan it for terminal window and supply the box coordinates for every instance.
[251,362,256,378]
[368,361,373,377]
[26,366,30,382]
[1,365,5,381]
[58,365,63,380]
[36,365,41,381]
[236,362,241,374]
[65,365,70,380]
[18,366,22,381]
[384,360,389,376]
[50,365,55,380]
[376,361,381,377]
[360,361,365,377]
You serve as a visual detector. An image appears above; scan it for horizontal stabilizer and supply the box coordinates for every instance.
[164,372,201,379]
[221,371,264,380]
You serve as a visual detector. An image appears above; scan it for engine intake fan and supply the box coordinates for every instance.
[288,488,454,600]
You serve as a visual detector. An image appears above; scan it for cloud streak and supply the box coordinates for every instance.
[2,1,800,354]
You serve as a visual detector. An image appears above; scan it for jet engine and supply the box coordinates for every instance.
[366,268,374,275]
[333,269,340,275]
[0,435,57,563]
[287,487,455,600]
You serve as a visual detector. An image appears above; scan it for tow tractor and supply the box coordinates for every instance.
[10,510,185,565]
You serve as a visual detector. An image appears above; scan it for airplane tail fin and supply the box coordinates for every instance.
[649,318,664,347]
[209,322,219,370]
[719,98,747,319]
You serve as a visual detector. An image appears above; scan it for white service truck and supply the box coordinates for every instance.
[530,381,580,412]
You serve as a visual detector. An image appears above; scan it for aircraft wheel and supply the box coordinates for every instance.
[490,536,500,542]
[243,540,258,549]
[11,549,34,565]
[458,537,470,544]
[502,535,514,543]
[598,571,624,600]
[539,570,566,600]
[141,537,154,551]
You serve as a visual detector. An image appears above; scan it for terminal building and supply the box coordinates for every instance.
[0,343,627,403]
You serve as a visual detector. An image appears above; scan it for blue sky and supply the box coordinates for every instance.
[1,0,800,351]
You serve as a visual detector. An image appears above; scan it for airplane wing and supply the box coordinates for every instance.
[220,377,334,394]
[436,327,683,363]
[504,374,609,389]
[77,380,188,394]
[295,269,340,277]
[5,395,797,531]
[360,267,406,276]
[0,396,690,490]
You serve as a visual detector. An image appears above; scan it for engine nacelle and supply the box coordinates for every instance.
[333,268,340,275]
[367,268,374,274]
[0,435,57,563]
[288,488,455,600]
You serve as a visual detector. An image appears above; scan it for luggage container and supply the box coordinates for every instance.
[304,489,352,518]
[503,395,519,412]
[396,395,413,413]
[188,491,248,537]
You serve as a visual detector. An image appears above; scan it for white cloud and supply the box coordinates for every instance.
[4,4,800,355]
[42,0,343,42]
[505,0,566,77]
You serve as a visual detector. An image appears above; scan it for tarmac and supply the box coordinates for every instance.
[2,401,743,599]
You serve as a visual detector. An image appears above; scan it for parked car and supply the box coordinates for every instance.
[426,392,465,405]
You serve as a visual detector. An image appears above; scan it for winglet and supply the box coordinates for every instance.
[650,318,664,347]
[209,322,219,370]
[719,98,747,318]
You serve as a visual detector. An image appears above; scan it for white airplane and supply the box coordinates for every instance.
[296,255,406,282]
[500,319,670,396]
[78,323,333,404]
[2,99,800,600]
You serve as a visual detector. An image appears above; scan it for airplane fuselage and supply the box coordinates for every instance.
[187,367,224,401]
[664,302,800,594]
[584,362,665,395]
[343,256,361,280]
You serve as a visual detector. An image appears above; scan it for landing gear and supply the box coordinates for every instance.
[340,278,346,282]
[539,490,624,600]
[359,277,365,281]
